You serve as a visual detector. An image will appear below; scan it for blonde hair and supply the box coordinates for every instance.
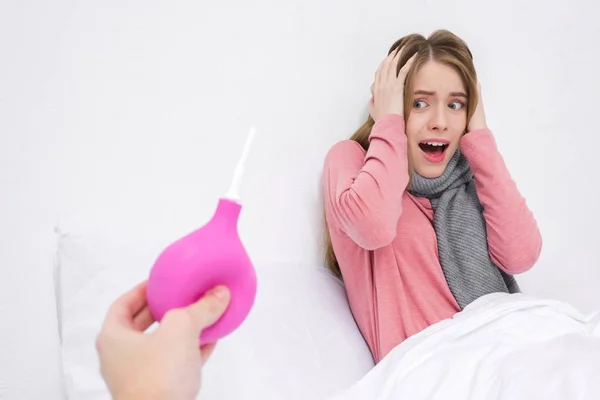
[323,29,480,279]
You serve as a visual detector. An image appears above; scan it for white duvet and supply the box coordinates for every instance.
[331,293,600,400]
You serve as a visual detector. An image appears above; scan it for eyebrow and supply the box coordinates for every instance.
[414,90,468,98]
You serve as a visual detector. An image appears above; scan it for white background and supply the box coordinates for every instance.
[1,0,598,398]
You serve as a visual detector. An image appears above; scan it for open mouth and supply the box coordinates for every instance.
[418,140,449,163]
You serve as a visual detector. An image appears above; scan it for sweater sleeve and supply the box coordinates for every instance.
[460,128,542,274]
[322,114,409,250]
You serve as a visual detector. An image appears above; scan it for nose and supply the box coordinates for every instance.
[428,106,448,132]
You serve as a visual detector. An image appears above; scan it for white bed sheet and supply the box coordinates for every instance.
[331,293,600,400]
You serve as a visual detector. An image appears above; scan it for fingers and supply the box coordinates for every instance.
[370,45,417,120]
[375,46,414,89]
[374,56,386,88]
[161,285,231,339]
[132,306,156,332]
[397,52,417,82]
[380,47,399,84]
[374,47,396,86]
[200,342,217,365]
[103,281,149,329]
[185,286,231,335]
[387,46,403,80]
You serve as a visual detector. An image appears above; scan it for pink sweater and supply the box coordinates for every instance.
[322,114,542,363]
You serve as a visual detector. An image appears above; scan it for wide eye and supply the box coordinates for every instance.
[449,101,464,110]
[413,100,427,109]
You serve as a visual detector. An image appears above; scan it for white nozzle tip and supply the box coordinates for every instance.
[225,126,257,202]
[246,127,256,146]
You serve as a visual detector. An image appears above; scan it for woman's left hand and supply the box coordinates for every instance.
[467,82,488,132]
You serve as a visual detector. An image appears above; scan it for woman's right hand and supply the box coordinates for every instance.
[369,46,417,122]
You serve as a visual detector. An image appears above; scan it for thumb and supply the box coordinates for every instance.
[184,285,231,336]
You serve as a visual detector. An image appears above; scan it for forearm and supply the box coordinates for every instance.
[461,129,542,273]
[323,114,409,249]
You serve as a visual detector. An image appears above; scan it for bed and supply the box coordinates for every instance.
[333,293,600,399]
[55,218,600,400]
[54,221,375,400]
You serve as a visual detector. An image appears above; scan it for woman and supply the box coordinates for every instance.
[322,29,542,363]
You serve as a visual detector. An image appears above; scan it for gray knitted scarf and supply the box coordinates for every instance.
[409,149,520,309]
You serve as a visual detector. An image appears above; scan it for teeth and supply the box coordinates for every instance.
[424,142,446,146]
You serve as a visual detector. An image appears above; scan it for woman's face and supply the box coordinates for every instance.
[406,60,468,178]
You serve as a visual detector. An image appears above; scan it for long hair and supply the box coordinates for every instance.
[323,29,480,279]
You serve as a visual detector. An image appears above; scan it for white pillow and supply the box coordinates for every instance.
[56,225,374,400]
